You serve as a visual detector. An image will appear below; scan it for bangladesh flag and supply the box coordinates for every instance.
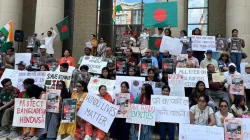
[144,2,178,28]
[149,37,162,51]
[56,17,70,41]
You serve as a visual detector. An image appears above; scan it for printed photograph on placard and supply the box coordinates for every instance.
[224,118,243,140]
[230,37,242,53]
[61,99,77,123]
[230,75,244,95]
[46,89,61,113]
[114,93,130,118]
[120,35,131,49]
[162,58,174,74]
[46,58,57,71]
[116,57,127,75]
[31,53,40,69]
[216,38,228,52]
[176,54,188,68]
[140,59,152,76]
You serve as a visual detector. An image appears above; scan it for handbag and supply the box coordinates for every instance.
[242,52,248,59]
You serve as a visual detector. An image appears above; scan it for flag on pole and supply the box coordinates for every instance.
[56,17,70,41]
[0,20,13,42]
[112,0,123,23]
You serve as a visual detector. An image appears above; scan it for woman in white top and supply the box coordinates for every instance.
[231,95,249,118]
[97,37,107,57]
[190,95,215,126]
[215,100,234,127]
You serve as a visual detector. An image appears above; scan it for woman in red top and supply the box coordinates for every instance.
[57,49,75,67]
[123,25,137,38]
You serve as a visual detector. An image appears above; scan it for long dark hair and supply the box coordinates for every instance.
[164,28,172,37]
[194,81,206,93]
[143,84,153,100]
[57,80,66,90]
[234,95,246,111]
[99,85,107,92]
[40,64,50,71]
[162,85,171,92]
[26,85,45,99]
[232,29,238,37]
[218,52,230,64]
[78,80,88,92]
[100,67,111,79]
[121,81,129,89]
[180,30,187,36]
[147,68,159,81]
[192,28,201,35]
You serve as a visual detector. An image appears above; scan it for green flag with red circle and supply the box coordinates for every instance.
[149,37,162,51]
[56,16,70,41]
[144,2,178,28]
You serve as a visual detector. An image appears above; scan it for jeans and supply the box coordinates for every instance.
[159,123,175,140]
[230,52,242,73]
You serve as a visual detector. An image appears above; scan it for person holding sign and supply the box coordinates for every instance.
[40,64,50,71]
[130,84,154,140]
[59,63,69,72]
[100,67,112,79]
[191,28,204,63]
[85,85,112,140]
[57,49,75,67]
[78,47,92,68]
[138,49,159,70]
[215,100,234,127]
[231,95,248,118]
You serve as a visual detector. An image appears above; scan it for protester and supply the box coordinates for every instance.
[190,94,215,126]
[186,48,199,68]
[97,37,107,57]
[39,27,57,57]
[88,34,98,56]
[191,28,204,62]
[200,49,218,70]
[2,47,15,69]
[78,47,92,68]
[138,49,159,70]
[60,63,69,72]
[146,68,160,82]
[40,64,50,71]
[125,48,137,68]
[231,95,248,118]
[152,28,164,37]
[27,33,41,53]
[57,49,75,67]
[159,85,175,140]
[186,60,195,68]
[128,67,137,76]
[180,30,189,54]
[85,85,112,140]
[215,100,234,127]
[38,45,52,65]
[100,67,111,79]
[161,71,170,86]
[164,28,172,37]
[218,52,231,72]
[123,25,137,38]
[26,47,33,53]
[110,82,134,140]
[130,84,153,140]
[15,61,27,71]
[158,50,172,70]
[103,47,116,78]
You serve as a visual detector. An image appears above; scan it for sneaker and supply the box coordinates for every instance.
[0,130,9,137]
[6,131,19,140]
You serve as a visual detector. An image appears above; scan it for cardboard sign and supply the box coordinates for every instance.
[140,59,152,76]
[168,74,185,97]
[0,69,18,87]
[179,124,224,140]
[13,98,46,128]
[243,74,250,89]
[61,99,77,123]
[15,53,31,69]
[191,36,216,51]
[176,68,209,88]
[46,89,61,113]
[230,75,244,95]
[44,72,72,89]
[151,95,189,123]
[114,76,145,94]
[87,77,115,97]
[77,93,119,133]
[159,36,183,55]
[212,72,225,83]
[216,38,228,52]
[162,58,174,74]
[114,93,131,118]
[55,66,75,73]
[126,104,156,126]
[46,58,57,71]
[242,118,250,140]
[116,57,127,75]
[224,118,243,140]
[80,56,107,74]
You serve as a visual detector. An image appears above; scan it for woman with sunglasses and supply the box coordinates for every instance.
[215,100,234,127]
[57,80,88,140]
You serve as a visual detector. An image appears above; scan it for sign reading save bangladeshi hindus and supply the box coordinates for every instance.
[87,77,115,97]
[80,56,107,74]
[168,74,185,97]
[44,71,72,89]
[191,35,216,51]
[151,95,190,123]
[126,104,156,126]
[176,68,209,88]
[13,98,46,128]
[77,93,119,133]
[114,93,131,118]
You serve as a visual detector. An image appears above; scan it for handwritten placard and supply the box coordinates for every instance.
[176,68,209,88]
[77,93,119,133]
[80,56,107,74]
[191,36,216,51]
[179,124,224,140]
[168,74,185,97]
[243,74,250,89]
[126,104,156,126]
[13,98,46,128]
[114,93,130,118]
[0,69,18,87]
[15,53,31,69]
[242,118,250,140]
[44,72,72,89]
[114,76,145,94]
[151,95,189,123]
[212,72,225,83]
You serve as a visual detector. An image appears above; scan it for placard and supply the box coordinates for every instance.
[176,68,209,88]
[114,76,145,94]
[44,72,72,89]
[230,37,242,53]
[242,118,250,140]
[0,69,18,87]
[77,93,119,133]
[140,59,152,76]
[13,98,46,128]
[126,104,156,126]
[216,38,228,52]
[46,58,57,71]
[151,95,189,123]
[168,74,185,97]
[80,56,107,74]
[243,74,250,89]
[46,89,61,113]
[116,57,127,75]
[230,75,244,95]
[87,77,115,97]
[179,124,224,140]
[224,118,243,140]
[114,93,130,118]
[31,53,40,69]
[162,58,174,74]
[15,53,31,69]
[191,36,216,51]
[61,99,77,123]
[120,35,131,49]
[159,36,183,55]
[212,72,225,83]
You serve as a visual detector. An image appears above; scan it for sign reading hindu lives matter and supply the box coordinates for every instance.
[151,95,189,123]
[230,75,244,95]
[191,35,216,51]
[13,98,46,128]
[46,89,61,113]
[114,76,145,94]
[80,56,107,74]
[0,69,18,87]
[87,77,115,97]
[61,99,77,123]
[224,118,243,140]
[242,118,250,140]
[77,93,119,133]
[168,74,185,97]
[114,93,131,118]
[176,68,209,88]
[243,74,250,89]
[44,72,72,89]
[179,124,224,140]
[126,104,156,126]
[15,53,31,69]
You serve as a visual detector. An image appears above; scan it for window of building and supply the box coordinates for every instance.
[187,0,208,36]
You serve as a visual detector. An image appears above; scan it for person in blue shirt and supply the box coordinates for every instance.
[138,49,159,70]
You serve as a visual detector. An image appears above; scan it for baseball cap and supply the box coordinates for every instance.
[16,61,26,66]
[39,45,47,49]
[228,63,236,68]
[206,49,213,53]
[245,63,250,68]
[187,48,193,52]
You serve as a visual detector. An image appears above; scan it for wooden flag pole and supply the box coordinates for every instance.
[138,124,141,140]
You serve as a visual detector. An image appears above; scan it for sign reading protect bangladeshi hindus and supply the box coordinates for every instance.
[77,93,119,133]
[168,74,185,97]
[44,72,72,89]
[114,93,131,118]
[140,59,152,76]
[191,36,216,51]
[80,56,107,74]
[126,104,156,126]
[179,124,224,140]
[87,77,115,97]
[176,68,209,88]
[46,89,61,113]
[224,118,243,140]
[61,99,77,123]
[151,95,190,123]
[13,98,46,128]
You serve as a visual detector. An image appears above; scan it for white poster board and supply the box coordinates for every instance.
[44,71,72,89]
[179,124,224,140]
[243,74,250,89]
[77,93,119,133]
[191,36,216,51]
[160,36,183,55]
[55,66,75,73]
[13,98,46,128]
[168,74,185,97]
[79,56,107,74]
[151,95,190,123]
[242,118,250,140]
[0,69,19,87]
[176,68,209,88]
[14,53,31,69]
[115,76,145,94]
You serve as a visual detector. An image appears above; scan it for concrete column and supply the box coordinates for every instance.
[0,0,23,48]
[34,0,64,59]
[226,0,250,62]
